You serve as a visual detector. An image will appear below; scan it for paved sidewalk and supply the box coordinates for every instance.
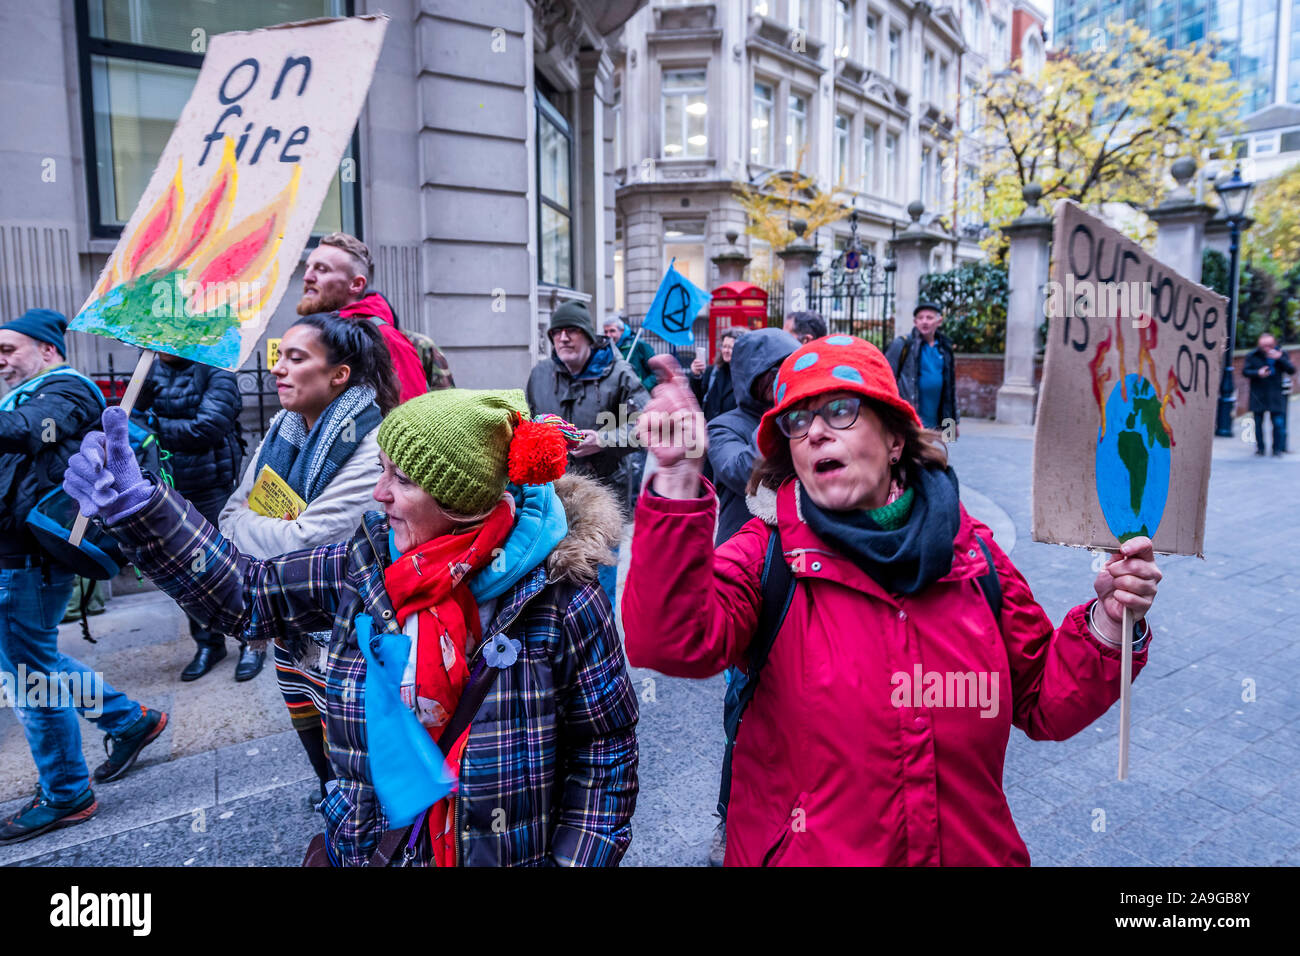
[3,412,1298,866]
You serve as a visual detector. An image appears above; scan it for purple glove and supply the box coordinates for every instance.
[63,406,154,523]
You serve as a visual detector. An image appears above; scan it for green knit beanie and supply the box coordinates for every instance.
[377,388,529,514]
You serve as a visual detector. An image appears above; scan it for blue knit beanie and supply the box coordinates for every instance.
[1,308,68,355]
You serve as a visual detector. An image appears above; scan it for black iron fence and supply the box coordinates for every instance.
[806,259,895,350]
[86,351,282,438]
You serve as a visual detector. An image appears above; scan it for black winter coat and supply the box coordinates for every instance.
[0,371,104,557]
[1242,347,1296,415]
[135,359,244,496]
[690,362,737,422]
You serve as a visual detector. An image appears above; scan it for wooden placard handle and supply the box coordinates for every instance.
[1117,604,1134,781]
[67,349,156,546]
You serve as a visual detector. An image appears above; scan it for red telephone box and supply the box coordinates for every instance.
[708,282,768,356]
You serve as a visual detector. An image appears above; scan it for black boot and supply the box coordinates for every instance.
[181,645,227,681]
[234,644,266,682]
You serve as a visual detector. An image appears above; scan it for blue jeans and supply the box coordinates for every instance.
[0,564,143,803]
[1254,411,1288,454]
[597,545,620,615]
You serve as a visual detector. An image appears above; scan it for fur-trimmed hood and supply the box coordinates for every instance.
[746,482,779,528]
[546,472,622,585]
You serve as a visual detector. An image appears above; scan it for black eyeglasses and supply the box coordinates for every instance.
[775,396,862,439]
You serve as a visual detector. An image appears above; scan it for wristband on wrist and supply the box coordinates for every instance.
[1088,599,1149,651]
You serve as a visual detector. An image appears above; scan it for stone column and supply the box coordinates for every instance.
[892,200,940,339]
[711,230,751,285]
[1148,157,1215,283]
[777,220,819,316]
[578,48,613,323]
[996,184,1052,425]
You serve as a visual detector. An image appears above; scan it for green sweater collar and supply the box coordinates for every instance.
[865,486,915,530]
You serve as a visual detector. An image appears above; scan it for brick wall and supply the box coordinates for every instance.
[952,346,1297,420]
[954,354,1043,420]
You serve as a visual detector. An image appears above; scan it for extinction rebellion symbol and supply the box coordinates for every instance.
[661,282,694,335]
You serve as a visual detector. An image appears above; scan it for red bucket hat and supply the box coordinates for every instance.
[756,334,922,459]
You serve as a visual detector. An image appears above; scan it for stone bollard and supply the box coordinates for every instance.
[996,184,1051,425]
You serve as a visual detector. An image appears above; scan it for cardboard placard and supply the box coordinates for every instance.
[72,15,388,370]
[1032,201,1226,557]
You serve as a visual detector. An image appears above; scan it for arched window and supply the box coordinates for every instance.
[1023,33,1044,78]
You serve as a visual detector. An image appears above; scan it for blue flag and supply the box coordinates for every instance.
[642,261,711,347]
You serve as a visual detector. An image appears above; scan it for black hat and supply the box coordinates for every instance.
[913,300,943,318]
[547,301,597,345]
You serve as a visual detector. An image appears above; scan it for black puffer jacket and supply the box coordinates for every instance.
[0,370,104,557]
[135,359,244,496]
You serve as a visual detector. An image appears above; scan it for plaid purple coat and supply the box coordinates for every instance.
[113,484,639,866]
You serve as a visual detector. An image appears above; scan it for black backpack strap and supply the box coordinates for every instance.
[746,528,795,686]
[719,527,796,809]
[973,534,1002,622]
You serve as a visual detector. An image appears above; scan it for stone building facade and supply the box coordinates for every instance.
[0,0,642,394]
[613,0,1046,330]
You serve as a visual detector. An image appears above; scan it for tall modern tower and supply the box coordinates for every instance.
[1052,2,1300,181]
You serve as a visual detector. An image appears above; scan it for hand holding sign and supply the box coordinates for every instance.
[1034,201,1224,780]
[1090,536,1162,642]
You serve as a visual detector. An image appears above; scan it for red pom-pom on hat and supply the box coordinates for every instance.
[508,414,580,485]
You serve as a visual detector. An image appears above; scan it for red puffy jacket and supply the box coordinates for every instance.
[623,479,1149,866]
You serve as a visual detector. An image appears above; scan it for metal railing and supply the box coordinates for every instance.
[86,352,282,436]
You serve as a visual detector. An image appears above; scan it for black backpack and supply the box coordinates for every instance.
[719,527,1003,804]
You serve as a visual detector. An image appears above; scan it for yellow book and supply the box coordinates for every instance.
[246,464,307,520]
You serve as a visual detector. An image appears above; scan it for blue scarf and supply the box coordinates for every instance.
[254,385,381,503]
[0,365,105,414]
[553,343,616,382]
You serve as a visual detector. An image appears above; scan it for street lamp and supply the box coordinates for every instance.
[1214,165,1254,437]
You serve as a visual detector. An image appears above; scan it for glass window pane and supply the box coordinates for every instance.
[786,94,807,167]
[89,0,341,54]
[687,91,708,157]
[861,125,875,192]
[752,82,773,163]
[541,204,572,288]
[884,132,897,194]
[91,55,196,225]
[540,112,570,207]
[836,113,849,182]
[664,95,684,155]
[836,0,852,58]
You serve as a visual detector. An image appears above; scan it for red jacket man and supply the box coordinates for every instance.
[297,233,439,404]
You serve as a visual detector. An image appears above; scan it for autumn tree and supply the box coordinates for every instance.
[963,22,1242,257]
[1244,159,1300,272]
[739,145,851,281]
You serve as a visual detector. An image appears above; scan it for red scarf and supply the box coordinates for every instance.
[383,495,515,865]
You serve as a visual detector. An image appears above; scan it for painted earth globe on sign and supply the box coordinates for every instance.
[1095,373,1171,542]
